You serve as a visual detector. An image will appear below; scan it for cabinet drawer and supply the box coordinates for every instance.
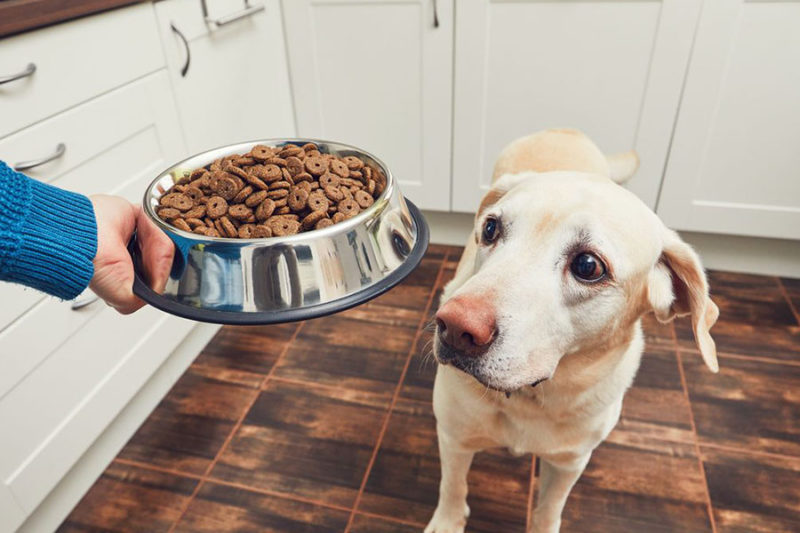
[0,3,163,139]
[0,306,194,513]
[0,71,185,396]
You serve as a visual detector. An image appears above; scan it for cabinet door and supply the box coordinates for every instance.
[657,1,800,240]
[451,0,700,212]
[155,0,296,154]
[282,0,453,211]
[0,485,25,533]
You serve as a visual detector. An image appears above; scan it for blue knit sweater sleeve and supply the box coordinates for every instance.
[0,161,97,300]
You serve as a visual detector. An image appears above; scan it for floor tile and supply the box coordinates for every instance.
[640,312,675,346]
[706,271,796,327]
[675,271,800,362]
[682,353,800,457]
[117,367,258,475]
[273,314,417,403]
[57,463,197,533]
[560,438,712,533]
[190,323,300,388]
[210,380,387,508]
[779,277,800,324]
[349,514,422,532]
[612,346,694,444]
[174,482,349,533]
[702,446,800,533]
[358,399,531,532]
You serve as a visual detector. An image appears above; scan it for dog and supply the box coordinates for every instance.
[424,129,718,533]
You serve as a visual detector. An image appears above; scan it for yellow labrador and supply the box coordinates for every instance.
[425,129,718,533]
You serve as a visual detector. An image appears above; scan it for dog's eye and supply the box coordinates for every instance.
[482,216,500,244]
[570,252,606,282]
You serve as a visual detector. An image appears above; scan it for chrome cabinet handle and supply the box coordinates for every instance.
[0,63,36,85]
[170,22,191,77]
[202,0,264,27]
[433,0,439,28]
[71,293,99,311]
[13,143,66,171]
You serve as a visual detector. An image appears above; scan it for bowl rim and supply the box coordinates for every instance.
[143,137,400,245]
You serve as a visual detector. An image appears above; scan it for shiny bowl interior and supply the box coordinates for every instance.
[131,138,429,325]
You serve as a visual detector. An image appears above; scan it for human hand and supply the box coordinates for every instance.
[89,195,174,314]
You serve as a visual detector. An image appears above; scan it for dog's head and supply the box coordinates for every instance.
[434,161,718,393]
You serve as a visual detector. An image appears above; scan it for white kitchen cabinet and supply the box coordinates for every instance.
[0,70,190,531]
[657,0,800,240]
[450,0,701,212]
[282,0,453,211]
[154,0,296,154]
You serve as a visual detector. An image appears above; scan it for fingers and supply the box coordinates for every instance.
[89,257,145,315]
[136,205,175,294]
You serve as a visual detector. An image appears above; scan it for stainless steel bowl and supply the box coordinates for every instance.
[130,139,428,325]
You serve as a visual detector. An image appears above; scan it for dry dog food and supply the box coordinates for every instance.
[156,143,386,238]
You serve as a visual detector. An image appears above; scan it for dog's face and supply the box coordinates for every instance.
[434,171,718,392]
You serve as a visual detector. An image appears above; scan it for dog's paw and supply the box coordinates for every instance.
[424,503,470,533]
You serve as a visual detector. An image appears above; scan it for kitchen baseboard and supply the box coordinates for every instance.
[423,210,800,278]
[16,322,221,533]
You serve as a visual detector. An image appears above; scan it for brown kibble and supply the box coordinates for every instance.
[250,144,274,161]
[245,190,268,207]
[268,217,301,236]
[288,187,309,211]
[184,204,207,219]
[255,198,276,221]
[228,204,254,220]
[285,156,303,175]
[301,210,326,230]
[267,189,289,199]
[304,156,328,176]
[323,185,344,202]
[157,207,181,220]
[354,190,374,209]
[332,212,346,223]
[319,172,340,188]
[219,216,237,238]
[237,223,257,239]
[233,185,254,204]
[308,192,329,212]
[173,218,192,232]
[330,159,349,178]
[185,217,206,229]
[269,180,292,190]
[253,225,273,238]
[206,196,229,218]
[315,218,334,230]
[338,198,361,218]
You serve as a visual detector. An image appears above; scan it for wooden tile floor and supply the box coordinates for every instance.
[58,245,800,532]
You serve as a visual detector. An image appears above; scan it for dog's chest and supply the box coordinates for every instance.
[486,393,609,457]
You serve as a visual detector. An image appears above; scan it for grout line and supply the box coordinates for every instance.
[697,441,799,463]
[166,321,306,533]
[678,347,800,368]
[676,351,718,533]
[526,455,537,530]
[776,277,800,327]
[343,252,451,533]
[114,457,355,515]
[114,458,203,480]
[352,510,428,529]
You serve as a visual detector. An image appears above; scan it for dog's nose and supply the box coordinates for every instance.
[435,295,497,357]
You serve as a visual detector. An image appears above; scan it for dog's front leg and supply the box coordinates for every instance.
[529,453,591,533]
[425,428,475,533]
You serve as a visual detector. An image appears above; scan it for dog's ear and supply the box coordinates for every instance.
[647,228,719,372]
[477,172,532,219]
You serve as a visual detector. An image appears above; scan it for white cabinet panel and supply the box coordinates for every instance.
[658,0,800,239]
[451,0,700,212]
[282,0,453,211]
[155,0,296,154]
[0,3,163,139]
[0,72,185,401]
[0,485,25,533]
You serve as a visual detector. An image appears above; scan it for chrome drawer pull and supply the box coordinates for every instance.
[0,63,36,85]
[13,143,66,171]
[71,293,99,311]
[202,0,264,27]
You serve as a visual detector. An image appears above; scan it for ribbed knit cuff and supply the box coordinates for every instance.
[0,163,97,300]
